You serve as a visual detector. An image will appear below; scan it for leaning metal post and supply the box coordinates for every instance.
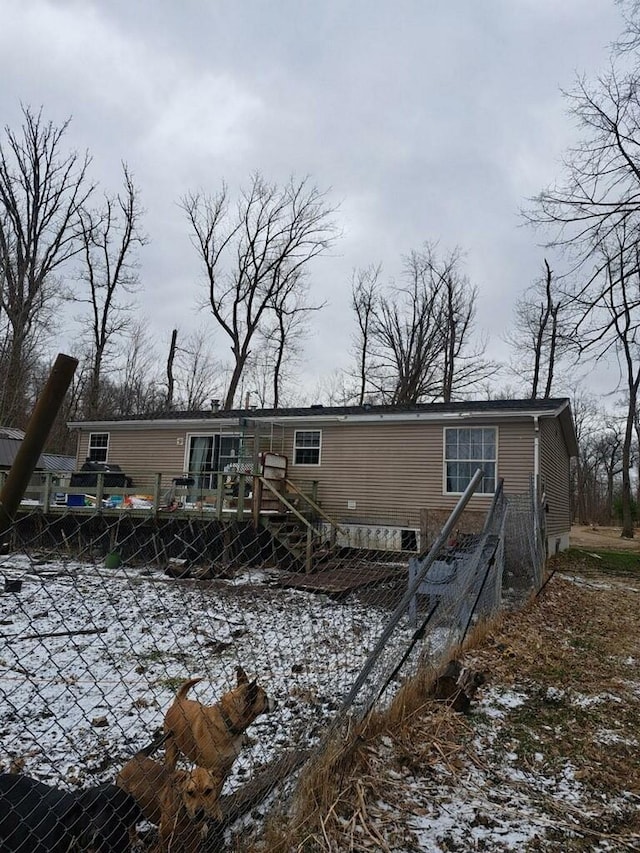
[337,466,484,717]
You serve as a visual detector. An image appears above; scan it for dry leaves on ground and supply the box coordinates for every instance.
[250,552,640,852]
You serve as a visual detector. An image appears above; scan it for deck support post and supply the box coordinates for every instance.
[42,472,52,511]
[252,476,262,529]
[305,526,313,573]
[153,474,162,514]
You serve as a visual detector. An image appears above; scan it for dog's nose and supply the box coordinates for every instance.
[194,807,206,822]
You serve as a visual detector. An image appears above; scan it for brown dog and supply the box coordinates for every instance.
[164,667,277,779]
[117,753,223,852]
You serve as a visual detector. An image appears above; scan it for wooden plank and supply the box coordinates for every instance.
[276,563,406,594]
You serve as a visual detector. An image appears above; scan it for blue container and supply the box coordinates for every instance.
[67,494,85,507]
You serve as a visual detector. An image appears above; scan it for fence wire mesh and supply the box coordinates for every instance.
[0,474,546,851]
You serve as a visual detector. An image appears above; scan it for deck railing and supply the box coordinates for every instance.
[0,469,320,523]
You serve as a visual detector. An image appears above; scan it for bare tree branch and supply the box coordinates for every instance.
[182,173,337,409]
[75,164,145,417]
[0,106,92,425]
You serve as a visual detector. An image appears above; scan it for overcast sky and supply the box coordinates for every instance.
[0,0,626,402]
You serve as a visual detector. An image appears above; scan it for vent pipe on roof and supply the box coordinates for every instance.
[211,399,220,413]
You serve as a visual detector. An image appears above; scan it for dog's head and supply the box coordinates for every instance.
[175,766,223,823]
[229,666,277,724]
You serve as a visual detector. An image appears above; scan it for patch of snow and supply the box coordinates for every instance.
[571,691,622,708]
[596,728,639,746]
[475,686,528,720]
[544,686,566,702]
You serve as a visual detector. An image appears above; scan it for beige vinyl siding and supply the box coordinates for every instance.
[73,415,542,527]
[540,417,571,540]
[494,421,535,494]
[76,428,190,489]
[282,419,536,527]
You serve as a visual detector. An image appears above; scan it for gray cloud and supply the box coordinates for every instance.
[0,0,623,396]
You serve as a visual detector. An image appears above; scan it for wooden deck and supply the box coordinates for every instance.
[275,561,407,594]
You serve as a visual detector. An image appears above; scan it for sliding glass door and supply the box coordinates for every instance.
[187,434,241,491]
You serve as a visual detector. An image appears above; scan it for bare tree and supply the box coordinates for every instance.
[569,385,604,525]
[351,265,381,405]
[507,259,567,398]
[529,67,640,267]
[112,323,163,416]
[596,229,640,536]
[372,249,446,404]
[435,247,495,401]
[353,245,494,404]
[166,328,178,409]
[614,1,640,54]
[634,401,640,504]
[558,222,640,535]
[182,173,337,409]
[595,418,625,521]
[168,327,225,411]
[0,106,92,425]
[76,165,145,417]
[527,61,640,535]
[308,369,358,407]
[273,278,324,407]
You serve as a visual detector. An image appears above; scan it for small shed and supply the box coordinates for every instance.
[0,428,75,502]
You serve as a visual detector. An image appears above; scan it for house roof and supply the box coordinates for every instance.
[0,437,75,471]
[69,397,571,423]
[0,427,25,440]
[41,453,76,473]
[68,397,578,455]
[0,437,22,468]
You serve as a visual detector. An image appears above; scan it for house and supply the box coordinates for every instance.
[67,398,578,555]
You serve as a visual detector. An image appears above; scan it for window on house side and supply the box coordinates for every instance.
[88,432,109,463]
[444,427,496,494]
[294,430,321,465]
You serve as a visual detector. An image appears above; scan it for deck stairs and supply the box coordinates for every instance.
[255,475,343,572]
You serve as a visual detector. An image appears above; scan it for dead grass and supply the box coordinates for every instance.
[240,552,640,852]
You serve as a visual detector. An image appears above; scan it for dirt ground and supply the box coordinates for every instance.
[570,524,640,551]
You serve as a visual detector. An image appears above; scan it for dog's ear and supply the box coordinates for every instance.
[236,666,248,685]
[246,679,259,705]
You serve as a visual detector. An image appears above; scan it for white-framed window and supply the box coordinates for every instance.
[444,427,496,494]
[88,432,109,463]
[293,430,322,465]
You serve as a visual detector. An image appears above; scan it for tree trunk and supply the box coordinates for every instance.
[621,403,635,538]
[166,329,177,409]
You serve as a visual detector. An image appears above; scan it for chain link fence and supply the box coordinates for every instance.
[0,470,547,851]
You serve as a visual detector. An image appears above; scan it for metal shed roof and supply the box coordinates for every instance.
[0,438,75,471]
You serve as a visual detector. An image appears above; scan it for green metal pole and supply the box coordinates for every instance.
[0,353,78,538]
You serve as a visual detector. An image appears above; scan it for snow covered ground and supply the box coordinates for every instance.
[371,682,639,852]
[0,552,417,798]
[6,553,628,851]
